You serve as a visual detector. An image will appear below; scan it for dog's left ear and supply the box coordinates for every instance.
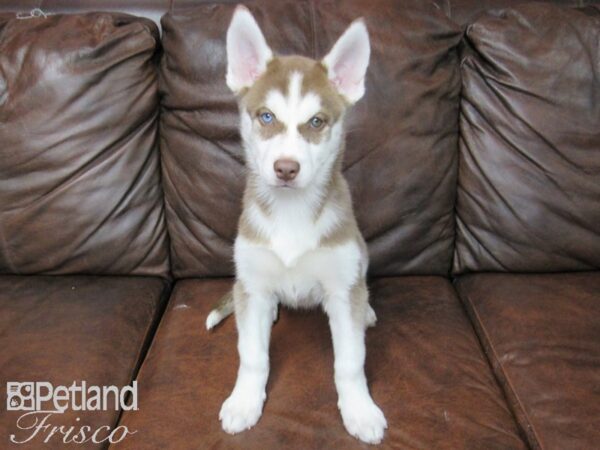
[322,19,370,104]
[226,5,273,94]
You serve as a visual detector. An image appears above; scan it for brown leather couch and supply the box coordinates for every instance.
[1,1,598,449]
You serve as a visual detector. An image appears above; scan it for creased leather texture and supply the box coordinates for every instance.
[0,13,170,277]
[440,0,587,26]
[456,273,600,450]
[2,1,597,29]
[0,1,170,31]
[454,4,600,275]
[116,277,526,449]
[159,0,462,278]
[0,275,168,449]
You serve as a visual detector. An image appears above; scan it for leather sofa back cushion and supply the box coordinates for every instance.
[454,4,600,274]
[0,1,591,29]
[160,0,462,278]
[0,13,170,277]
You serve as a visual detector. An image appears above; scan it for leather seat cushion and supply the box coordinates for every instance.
[0,275,168,449]
[118,277,526,449]
[456,272,600,450]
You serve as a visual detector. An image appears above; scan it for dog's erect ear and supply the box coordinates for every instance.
[322,19,370,104]
[226,5,273,93]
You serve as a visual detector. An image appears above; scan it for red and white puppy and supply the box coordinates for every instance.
[207,5,387,444]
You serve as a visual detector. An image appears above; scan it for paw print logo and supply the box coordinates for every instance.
[6,382,35,411]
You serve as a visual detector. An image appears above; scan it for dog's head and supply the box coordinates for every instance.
[226,6,370,190]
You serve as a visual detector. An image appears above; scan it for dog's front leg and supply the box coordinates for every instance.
[219,284,273,434]
[324,286,387,444]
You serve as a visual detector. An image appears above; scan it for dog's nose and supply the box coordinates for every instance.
[274,159,300,182]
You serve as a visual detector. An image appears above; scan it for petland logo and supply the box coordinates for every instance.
[6,381,138,445]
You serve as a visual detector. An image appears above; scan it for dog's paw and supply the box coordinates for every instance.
[339,395,387,444]
[219,389,266,434]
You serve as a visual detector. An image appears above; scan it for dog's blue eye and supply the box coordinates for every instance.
[260,112,274,125]
[309,116,324,129]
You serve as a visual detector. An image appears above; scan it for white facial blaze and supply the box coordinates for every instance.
[242,71,342,192]
[265,72,320,126]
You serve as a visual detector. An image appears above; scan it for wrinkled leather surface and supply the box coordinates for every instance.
[117,277,526,449]
[0,13,170,277]
[0,275,168,449]
[454,4,600,274]
[3,0,596,29]
[159,0,462,278]
[0,1,170,30]
[440,0,590,26]
[456,273,600,450]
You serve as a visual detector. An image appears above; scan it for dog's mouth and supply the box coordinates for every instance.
[272,180,298,189]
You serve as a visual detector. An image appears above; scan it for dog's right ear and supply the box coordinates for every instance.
[226,5,273,94]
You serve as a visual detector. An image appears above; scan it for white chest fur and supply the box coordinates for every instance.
[246,191,341,267]
[235,194,362,306]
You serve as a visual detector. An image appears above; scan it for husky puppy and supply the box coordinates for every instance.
[206,5,387,444]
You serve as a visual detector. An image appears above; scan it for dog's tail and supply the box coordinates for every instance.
[206,290,234,330]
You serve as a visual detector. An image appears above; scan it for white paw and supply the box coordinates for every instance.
[219,389,266,434]
[339,395,387,444]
